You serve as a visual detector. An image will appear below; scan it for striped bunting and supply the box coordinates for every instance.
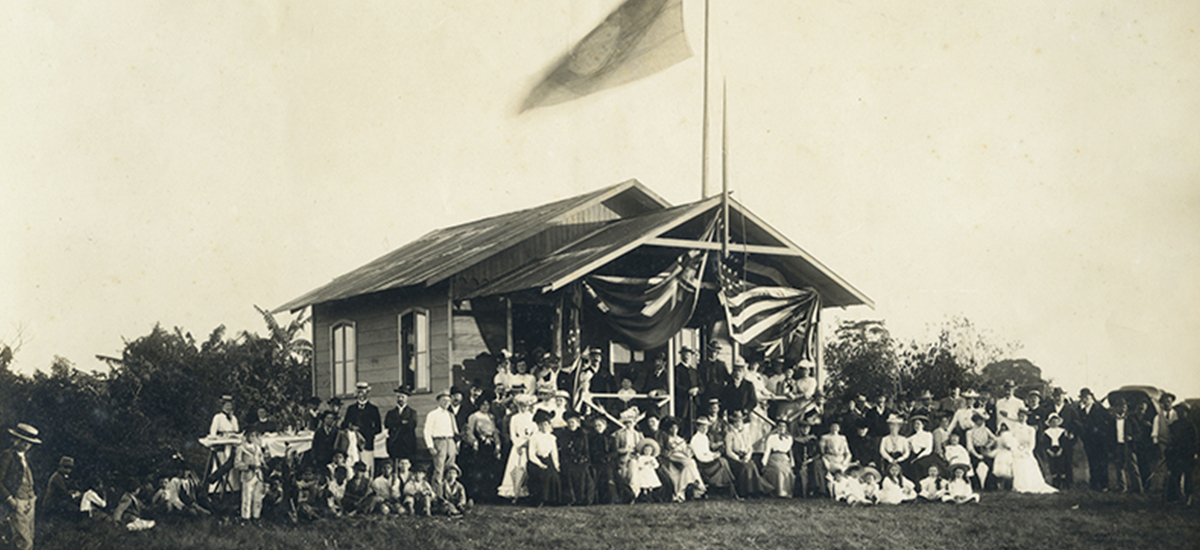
[717,259,821,358]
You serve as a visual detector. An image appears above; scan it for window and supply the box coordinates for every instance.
[400,309,430,392]
[332,322,356,396]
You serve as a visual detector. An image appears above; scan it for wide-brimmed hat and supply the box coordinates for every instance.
[532,409,554,424]
[619,408,641,422]
[221,394,234,402]
[514,394,538,406]
[885,414,905,425]
[446,463,461,476]
[909,415,929,426]
[59,456,75,468]
[535,382,556,395]
[8,423,41,445]
[1047,413,1063,424]
[307,396,323,406]
[962,390,980,398]
[918,390,934,400]
[355,382,370,391]
[635,438,660,456]
[860,466,881,481]
[950,462,972,476]
[554,390,570,399]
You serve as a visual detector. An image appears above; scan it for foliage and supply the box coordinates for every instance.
[823,320,901,401]
[0,308,311,485]
[823,316,1042,403]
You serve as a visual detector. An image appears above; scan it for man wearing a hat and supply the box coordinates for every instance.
[424,390,459,495]
[1,423,41,550]
[40,456,80,522]
[384,387,418,469]
[342,382,381,478]
[698,341,731,403]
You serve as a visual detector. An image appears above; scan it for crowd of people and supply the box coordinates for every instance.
[4,343,1198,548]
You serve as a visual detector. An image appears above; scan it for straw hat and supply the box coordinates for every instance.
[8,423,41,445]
[635,438,660,456]
[860,466,881,482]
[619,408,641,423]
[885,414,905,425]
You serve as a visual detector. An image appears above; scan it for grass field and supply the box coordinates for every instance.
[37,491,1199,550]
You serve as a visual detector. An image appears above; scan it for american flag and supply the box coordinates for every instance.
[716,257,821,359]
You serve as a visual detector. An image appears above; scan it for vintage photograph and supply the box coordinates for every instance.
[1,1,1198,548]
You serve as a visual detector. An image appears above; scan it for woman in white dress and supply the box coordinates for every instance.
[497,394,538,501]
[1010,409,1057,494]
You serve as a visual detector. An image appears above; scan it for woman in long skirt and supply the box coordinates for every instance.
[526,410,562,506]
[725,410,774,497]
[498,395,537,501]
[761,422,795,497]
[658,417,705,501]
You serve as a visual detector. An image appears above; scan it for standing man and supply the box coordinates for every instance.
[424,390,459,496]
[1,423,41,550]
[673,347,702,439]
[699,340,730,402]
[309,411,340,469]
[384,387,417,470]
[342,382,381,477]
[1076,388,1111,491]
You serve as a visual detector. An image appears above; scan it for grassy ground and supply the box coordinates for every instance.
[36,491,1198,550]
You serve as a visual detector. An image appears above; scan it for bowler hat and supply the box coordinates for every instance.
[59,456,75,468]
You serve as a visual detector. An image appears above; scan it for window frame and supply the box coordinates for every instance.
[399,308,432,393]
[330,321,357,397]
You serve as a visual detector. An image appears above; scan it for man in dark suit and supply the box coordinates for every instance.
[1037,388,1078,485]
[698,341,731,402]
[1,423,41,550]
[384,387,418,468]
[342,382,382,476]
[457,384,483,432]
[673,347,703,438]
[719,361,758,416]
[309,411,340,469]
[1076,388,1111,490]
[1110,399,1143,493]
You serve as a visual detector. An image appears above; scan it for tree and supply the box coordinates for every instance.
[979,358,1050,396]
[823,320,901,402]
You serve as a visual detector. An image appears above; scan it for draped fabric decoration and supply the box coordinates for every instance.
[581,216,717,350]
[717,257,822,361]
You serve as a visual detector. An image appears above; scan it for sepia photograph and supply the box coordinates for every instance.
[1,1,1198,548]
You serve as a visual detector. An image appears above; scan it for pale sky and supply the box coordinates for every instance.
[2,1,1198,396]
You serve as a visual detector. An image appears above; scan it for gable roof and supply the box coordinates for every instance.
[274,180,669,313]
[276,181,874,312]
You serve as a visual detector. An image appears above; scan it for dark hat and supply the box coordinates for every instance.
[327,397,343,406]
[321,410,338,419]
[59,456,75,468]
[532,409,554,424]
[353,461,367,471]
[563,410,582,422]
[1079,388,1094,398]
[307,396,323,406]
[679,346,695,355]
[394,386,411,396]
[8,423,41,444]
[446,463,461,476]
[950,462,972,476]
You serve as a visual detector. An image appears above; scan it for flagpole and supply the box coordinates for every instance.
[700,0,711,200]
[721,78,729,259]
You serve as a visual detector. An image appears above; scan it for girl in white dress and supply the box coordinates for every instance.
[991,423,1015,491]
[629,439,662,502]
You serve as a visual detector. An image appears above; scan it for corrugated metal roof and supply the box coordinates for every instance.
[463,198,723,299]
[274,180,668,313]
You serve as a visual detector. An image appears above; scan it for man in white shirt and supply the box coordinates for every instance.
[424,390,458,496]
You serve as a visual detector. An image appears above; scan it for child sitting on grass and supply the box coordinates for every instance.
[943,463,980,504]
[832,466,869,505]
[403,467,435,516]
[325,466,348,517]
[371,461,399,514]
[857,467,881,505]
[878,462,917,504]
[80,476,109,520]
[343,461,380,515]
[918,465,948,501]
[294,468,322,522]
[437,464,470,516]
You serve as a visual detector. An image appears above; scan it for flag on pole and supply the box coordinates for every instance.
[717,258,822,360]
[521,0,692,112]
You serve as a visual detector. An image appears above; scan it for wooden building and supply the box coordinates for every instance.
[275,180,872,447]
